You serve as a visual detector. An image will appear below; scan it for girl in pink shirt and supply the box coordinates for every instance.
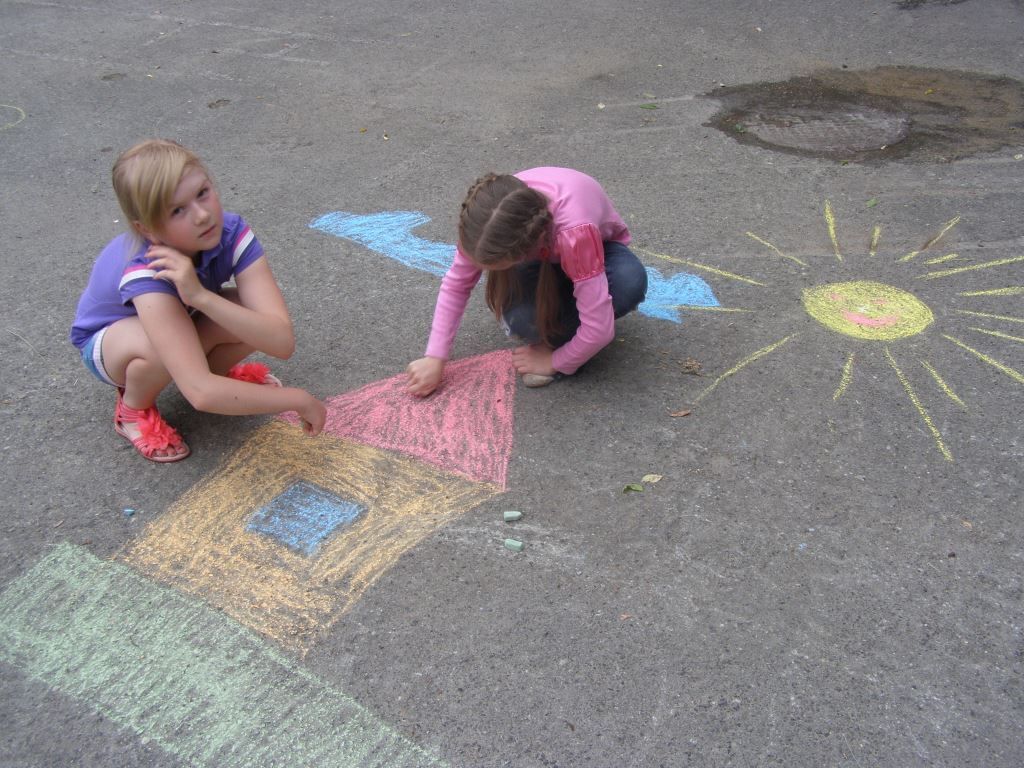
[407,167,648,395]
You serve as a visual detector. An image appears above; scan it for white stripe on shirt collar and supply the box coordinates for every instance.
[233,227,254,266]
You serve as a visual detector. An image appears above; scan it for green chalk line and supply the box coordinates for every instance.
[0,543,446,768]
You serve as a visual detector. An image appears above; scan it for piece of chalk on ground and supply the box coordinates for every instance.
[503,510,522,522]
[504,538,524,552]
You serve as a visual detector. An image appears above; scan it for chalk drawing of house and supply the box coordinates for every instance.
[123,351,515,652]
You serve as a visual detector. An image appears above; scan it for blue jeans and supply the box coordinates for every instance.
[501,241,648,347]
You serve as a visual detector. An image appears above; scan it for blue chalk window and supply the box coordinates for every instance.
[246,481,365,556]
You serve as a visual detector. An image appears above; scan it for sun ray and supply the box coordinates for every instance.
[834,353,855,401]
[958,286,1024,297]
[745,232,808,267]
[954,309,1024,324]
[923,253,961,266]
[884,348,953,461]
[898,216,961,262]
[919,255,1024,280]
[694,334,799,404]
[869,226,882,257]
[824,200,842,262]
[638,247,766,286]
[943,335,1024,385]
[921,360,966,409]
[920,216,962,251]
[970,327,1024,344]
[671,305,753,313]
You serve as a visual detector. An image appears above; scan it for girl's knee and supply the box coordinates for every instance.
[502,305,540,342]
[125,353,168,379]
[611,262,648,316]
[99,318,163,381]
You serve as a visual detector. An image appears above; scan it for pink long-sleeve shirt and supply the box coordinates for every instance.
[424,167,631,375]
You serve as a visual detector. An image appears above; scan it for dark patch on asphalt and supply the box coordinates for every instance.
[897,0,969,8]
[703,66,1024,164]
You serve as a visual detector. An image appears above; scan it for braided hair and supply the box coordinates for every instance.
[459,174,562,345]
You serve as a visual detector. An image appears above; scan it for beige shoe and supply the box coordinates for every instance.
[522,373,556,388]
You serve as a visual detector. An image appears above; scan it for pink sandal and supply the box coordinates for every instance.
[113,391,190,463]
[227,362,282,387]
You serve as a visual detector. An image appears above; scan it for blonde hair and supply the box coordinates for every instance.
[111,139,207,236]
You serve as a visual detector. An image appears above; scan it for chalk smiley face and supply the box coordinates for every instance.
[802,280,934,340]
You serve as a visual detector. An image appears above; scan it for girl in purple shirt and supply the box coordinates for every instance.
[71,139,326,462]
[406,168,647,395]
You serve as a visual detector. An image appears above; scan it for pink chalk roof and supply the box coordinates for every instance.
[285,350,516,488]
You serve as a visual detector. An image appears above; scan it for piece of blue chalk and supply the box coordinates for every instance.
[503,510,522,522]
[504,538,524,552]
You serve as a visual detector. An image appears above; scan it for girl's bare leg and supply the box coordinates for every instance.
[99,317,184,459]
[194,288,256,375]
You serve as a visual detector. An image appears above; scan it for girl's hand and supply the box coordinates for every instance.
[146,245,208,307]
[296,394,327,436]
[407,357,444,397]
[511,344,556,376]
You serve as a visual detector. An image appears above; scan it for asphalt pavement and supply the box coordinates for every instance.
[1,1,1022,766]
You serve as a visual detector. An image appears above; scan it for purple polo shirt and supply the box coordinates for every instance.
[70,212,263,349]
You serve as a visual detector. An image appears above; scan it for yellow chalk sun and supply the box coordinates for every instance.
[802,280,933,341]
[642,201,1024,462]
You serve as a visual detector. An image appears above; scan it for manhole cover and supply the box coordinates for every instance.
[738,106,910,154]
[704,66,1024,163]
